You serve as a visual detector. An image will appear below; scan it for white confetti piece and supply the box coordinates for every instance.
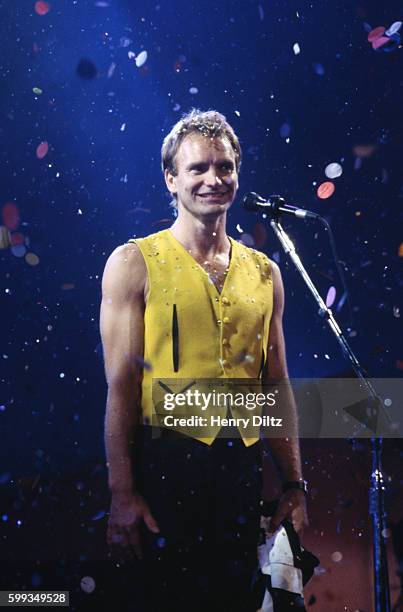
[135,50,148,67]
[325,162,343,179]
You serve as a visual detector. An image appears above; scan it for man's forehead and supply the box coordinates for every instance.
[176,132,235,161]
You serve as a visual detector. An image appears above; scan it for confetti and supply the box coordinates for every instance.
[2,202,20,231]
[372,36,392,51]
[325,162,342,179]
[10,232,25,246]
[240,233,255,247]
[11,244,26,258]
[398,243,403,257]
[189,86,199,94]
[353,144,376,158]
[313,63,325,76]
[80,576,96,594]
[107,62,116,78]
[25,252,40,266]
[135,51,148,68]
[293,43,301,55]
[34,1,50,16]
[36,141,49,159]
[385,22,402,36]
[253,223,267,248]
[331,551,343,562]
[367,27,386,43]
[258,5,264,20]
[317,181,335,199]
[0,226,11,249]
[32,87,43,95]
[280,123,291,138]
[325,286,336,308]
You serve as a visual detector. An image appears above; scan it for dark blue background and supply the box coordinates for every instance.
[1,0,402,477]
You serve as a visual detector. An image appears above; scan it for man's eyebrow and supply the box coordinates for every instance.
[186,161,207,170]
[186,159,234,170]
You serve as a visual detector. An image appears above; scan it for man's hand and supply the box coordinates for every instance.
[107,492,160,560]
[268,490,308,536]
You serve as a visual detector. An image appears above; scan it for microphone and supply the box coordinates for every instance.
[243,192,319,219]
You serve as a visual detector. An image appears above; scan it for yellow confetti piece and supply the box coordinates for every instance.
[0,226,11,249]
[399,242,403,257]
[33,87,43,95]
[25,252,40,266]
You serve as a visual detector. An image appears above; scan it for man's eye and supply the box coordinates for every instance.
[220,164,233,172]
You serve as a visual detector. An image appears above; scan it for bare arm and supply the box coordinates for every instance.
[100,242,158,555]
[262,261,308,533]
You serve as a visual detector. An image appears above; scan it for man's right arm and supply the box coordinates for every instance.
[100,242,158,555]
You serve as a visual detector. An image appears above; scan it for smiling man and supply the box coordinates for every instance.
[100,109,308,611]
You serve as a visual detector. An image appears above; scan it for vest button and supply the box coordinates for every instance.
[222,338,229,346]
[223,316,230,324]
[221,296,229,304]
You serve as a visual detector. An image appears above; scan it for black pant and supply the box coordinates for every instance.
[129,427,262,612]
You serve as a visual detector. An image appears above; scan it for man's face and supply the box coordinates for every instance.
[164,133,239,218]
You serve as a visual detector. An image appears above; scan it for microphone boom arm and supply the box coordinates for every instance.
[268,215,391,612]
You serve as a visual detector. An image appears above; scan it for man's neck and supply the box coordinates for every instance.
[170,211,230,258]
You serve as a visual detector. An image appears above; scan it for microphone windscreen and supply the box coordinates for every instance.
[242,192,260,211]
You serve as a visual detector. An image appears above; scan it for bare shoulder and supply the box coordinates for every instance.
[269,259,282,283]
[102,242,147,300]
[268,259,285,313]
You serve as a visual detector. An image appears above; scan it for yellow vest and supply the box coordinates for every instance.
[129,229,273,446]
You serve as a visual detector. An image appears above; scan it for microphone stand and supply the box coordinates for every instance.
[267,213,391,612]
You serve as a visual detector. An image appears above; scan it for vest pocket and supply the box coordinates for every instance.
[172,304,179,372]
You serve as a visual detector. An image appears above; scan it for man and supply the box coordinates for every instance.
[100,109,308,611]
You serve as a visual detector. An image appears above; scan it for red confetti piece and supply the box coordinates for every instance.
[253,223,267,248]
[10,232,25,246]
[34,1,50,15]
[372,36,390,51]
[36,141,49,159]
[317,181,335,199]
[367,26,385,42]
[2,202,20,231]
[398,242,403,257]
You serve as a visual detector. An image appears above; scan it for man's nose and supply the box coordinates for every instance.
[204,167,223,186]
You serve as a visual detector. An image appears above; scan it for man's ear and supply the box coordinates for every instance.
[164,169,177,195]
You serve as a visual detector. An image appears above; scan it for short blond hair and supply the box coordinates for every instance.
[161,108,242,177]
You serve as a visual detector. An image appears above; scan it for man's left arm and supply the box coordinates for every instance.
[261,260,309,534]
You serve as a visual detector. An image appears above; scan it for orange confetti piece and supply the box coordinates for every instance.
[317,181,335,199]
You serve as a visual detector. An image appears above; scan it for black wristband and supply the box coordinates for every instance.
[282,480,308,495]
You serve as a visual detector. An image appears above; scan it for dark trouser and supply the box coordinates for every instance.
[130,427,262,612]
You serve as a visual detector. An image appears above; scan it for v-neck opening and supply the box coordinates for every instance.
[166,228,234,296]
